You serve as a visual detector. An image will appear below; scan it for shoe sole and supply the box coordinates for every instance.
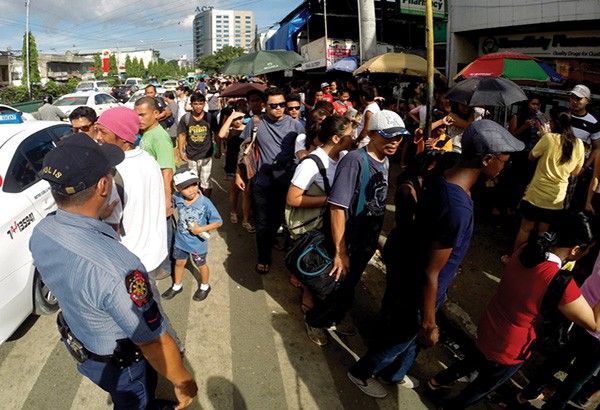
[347,372,388,398]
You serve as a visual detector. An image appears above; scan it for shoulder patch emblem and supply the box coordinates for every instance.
[125,270,150,307]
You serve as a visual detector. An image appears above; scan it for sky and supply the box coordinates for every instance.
[0,0,305,60]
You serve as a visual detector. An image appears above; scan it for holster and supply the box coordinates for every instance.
[56,311,89,363]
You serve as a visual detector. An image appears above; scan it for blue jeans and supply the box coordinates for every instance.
[157,216,175,276]
[435,350,522,409]
[542,327,600,409]
[77,359,156,410]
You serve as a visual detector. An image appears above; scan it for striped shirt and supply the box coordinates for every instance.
[30,210,167,355]
[572,112,600,146]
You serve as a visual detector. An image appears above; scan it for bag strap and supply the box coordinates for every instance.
[541,268,573,318]
[355,148,370,215]
[113,170,126,236]
[303,154,330,195]
[243,119,259,156]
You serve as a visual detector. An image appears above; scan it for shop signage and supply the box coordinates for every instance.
[300,37,358,70]
[398,0,446,18]
[480,31,600,59]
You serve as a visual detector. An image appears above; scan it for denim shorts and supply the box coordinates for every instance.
[173,247,207,267]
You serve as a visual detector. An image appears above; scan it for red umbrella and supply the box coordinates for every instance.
[220,82,267,98]
[456,52,563,83]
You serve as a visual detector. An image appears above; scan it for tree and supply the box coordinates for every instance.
[21,31,41,85]
[124,55,132,76]
[197,46,245,74]
[108,54,118,76]
[93,53,102,79]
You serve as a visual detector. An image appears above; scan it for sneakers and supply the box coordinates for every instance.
[193,285,211,301]
[427,377,453,392]
[378,375,420,389]
[347,371,388,398]
[162,286,183,300]
[329,316,357,336]
[305,322,328,346]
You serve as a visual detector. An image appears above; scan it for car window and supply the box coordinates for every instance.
[102,94,117,104]
[77,82,93,89]
[97,81,110,88]
[94,94,104,105]
[3,125,71,193]
[0,106,18,115]
[55,96,88,106]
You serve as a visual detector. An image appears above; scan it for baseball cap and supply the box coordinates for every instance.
[369,110,410,139]
[174,169,199,190]
[41,133,124,195]
[571,84,591,99]
[97,106,140,144]
[320,82,330,89]
[461,119,525,157]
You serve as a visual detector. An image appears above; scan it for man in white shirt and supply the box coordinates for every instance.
[356,87,381,148]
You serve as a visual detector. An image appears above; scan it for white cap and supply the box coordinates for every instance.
[174,169,199,189]
[369,110,410,139]
[571,84,591,99]
[320,82,330,89]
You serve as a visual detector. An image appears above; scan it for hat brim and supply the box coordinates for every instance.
[375,128,410,139]
[98,142,125,170]
[571,91,589,99]
[176,178,199,190]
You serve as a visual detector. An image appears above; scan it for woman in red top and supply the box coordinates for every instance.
[427,213,600,409]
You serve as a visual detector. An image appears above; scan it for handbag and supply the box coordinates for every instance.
[284,149,370,299]
[237,123,259,181]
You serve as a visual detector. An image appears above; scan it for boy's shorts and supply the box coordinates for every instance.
[173,247,207,267]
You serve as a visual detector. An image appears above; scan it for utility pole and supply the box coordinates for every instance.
[357,0,376,62]
[424,0,434,140]
[323,0,328,68]
[25,0,31,99]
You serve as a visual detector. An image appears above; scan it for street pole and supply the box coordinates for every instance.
[356,0,363,64]
[358,0,376,61]
[323,0,328,68]
[424,0,434,140]
[25,0,31,99]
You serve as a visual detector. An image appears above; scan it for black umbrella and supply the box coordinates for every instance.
[447,76,527,107]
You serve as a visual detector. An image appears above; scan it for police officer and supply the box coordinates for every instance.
[29,133,198,409]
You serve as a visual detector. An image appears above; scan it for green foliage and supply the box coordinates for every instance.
[147,58,185,80]
[93,53,102,79]
[0,86,30,104]
[0,77,80,105]
[21,31,41,85]
[196,46,245,74]
[108,54,118,76]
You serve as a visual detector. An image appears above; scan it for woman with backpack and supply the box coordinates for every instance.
[503,112,584,263]
[285,116,354,345]
[427,212,600,409]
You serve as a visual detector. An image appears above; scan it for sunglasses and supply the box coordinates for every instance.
[286,106,301,111]
[72,124,94,133]
[268,102,286,109]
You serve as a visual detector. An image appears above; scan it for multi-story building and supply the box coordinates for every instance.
[447,0,600,90]
[193,7,254,62]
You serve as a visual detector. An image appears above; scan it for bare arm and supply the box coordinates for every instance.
[586,151,600,214]
[329,205,349,281]
[419,245,453,346]
[189,220,223,235]
[559,296,600,333]
[586,140,600,168]
[358,110,373,142]
[137,333,197,409]
[157,107,172,121]
[161,168,173,217]
[178,133,188,161]
[286,184,327,208]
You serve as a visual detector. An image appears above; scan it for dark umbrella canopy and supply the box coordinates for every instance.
[222,50,305,76]
[220,82,267,98]
[447,76,527,107]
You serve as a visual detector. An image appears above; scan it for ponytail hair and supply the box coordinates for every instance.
[519,212,593,268]
[557,112,576,165]
[317,115,350,144]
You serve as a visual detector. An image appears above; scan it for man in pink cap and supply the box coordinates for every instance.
[95,106,183,350]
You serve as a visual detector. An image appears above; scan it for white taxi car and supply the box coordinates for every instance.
[53,91,121,117]
[0,113,72,344]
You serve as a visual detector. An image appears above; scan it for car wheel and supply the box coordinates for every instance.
[33,272,59,315]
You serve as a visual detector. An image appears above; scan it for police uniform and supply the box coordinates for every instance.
[29,133,169,409]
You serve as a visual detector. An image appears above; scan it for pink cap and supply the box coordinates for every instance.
[97,106,140,144]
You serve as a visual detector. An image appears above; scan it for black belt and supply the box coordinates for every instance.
[87,351,115,363]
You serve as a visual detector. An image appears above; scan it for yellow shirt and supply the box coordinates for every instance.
[523,133,584,210]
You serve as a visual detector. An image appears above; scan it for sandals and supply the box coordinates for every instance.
[230,212,238,224]
[242,222,256,233]
[255,263,270,274]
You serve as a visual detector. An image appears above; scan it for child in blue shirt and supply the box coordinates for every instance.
[162,169,223,301]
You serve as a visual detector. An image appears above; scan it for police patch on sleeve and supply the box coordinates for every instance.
[125,270,150,307]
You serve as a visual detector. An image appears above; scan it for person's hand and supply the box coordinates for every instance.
[443,115,454,126]
[231,111,246,120]
[585,201,596,216]
[235,174,246,191]
[174,379,198,409]
[525,119,536,128]
[99,200,118,220]
[329,251,350,282]
[180,151,188,162]
[188,222,204,235]
[417,325,440,347]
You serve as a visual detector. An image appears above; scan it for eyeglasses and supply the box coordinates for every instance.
[268,102,286,109]
[286,106,301,111]
[72,124,93,133]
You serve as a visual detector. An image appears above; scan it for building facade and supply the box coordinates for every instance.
[193,7,254,62]
[447,0,600,90]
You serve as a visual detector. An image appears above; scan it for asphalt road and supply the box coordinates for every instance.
[0,156,556,410]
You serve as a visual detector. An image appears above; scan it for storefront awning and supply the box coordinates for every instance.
[266,8,311,51]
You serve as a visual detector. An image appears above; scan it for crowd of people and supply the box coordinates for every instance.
[29,73,600,409]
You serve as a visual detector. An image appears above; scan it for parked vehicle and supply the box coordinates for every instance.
[124,77,145,88]
[162,80,179,91]
[111,84,137,103]
[0,104,36,122]
[53,91,120,116]
[75,80,112,94]
[0,114,72,344]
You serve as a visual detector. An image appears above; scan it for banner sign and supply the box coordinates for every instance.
[101,49,110,73]
[480,31,600,60]
[398,0,446,18]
